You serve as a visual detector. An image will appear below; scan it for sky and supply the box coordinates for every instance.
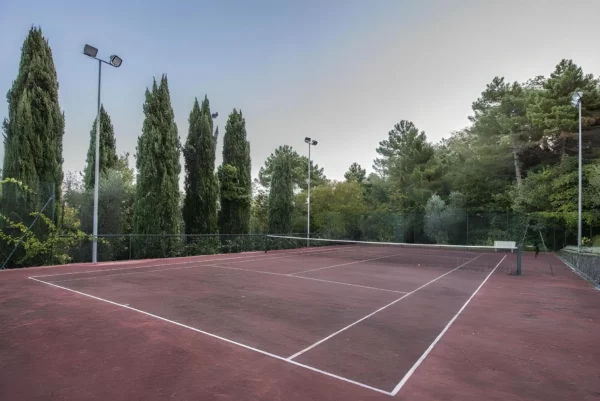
[2,0,600,183]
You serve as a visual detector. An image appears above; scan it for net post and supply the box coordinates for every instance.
[516,246,522,276]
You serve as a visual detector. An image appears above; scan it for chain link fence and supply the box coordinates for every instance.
[557,247,600,286]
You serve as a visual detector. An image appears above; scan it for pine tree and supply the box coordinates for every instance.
[133,75,181,257]
[218,109,252,234]
[1,27,64,223]
[83,105,118,190]
[344,162,367,183]
[268,153,293,234]
[183,96,218,235]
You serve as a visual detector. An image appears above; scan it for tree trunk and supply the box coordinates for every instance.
[513,149,522,187]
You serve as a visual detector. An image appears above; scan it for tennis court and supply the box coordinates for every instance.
[1,237,598,400]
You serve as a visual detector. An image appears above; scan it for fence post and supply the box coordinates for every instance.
[466,213,469,245]
[129,235,132,260]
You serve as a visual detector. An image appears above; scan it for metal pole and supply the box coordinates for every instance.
[578,99,582,253]
[92,60,102,263]
[307,143,311,247]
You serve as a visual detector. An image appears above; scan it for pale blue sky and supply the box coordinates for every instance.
[2,0,600,182]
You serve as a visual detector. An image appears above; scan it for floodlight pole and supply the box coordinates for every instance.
[305,137,317,247]
[92,60,102,263]
[307,142,311,247]
[83,45,122,263]
[578,95,582,252]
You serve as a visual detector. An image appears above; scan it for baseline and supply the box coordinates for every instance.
[28,276,392,396]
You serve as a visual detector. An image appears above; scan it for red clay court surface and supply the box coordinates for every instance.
[1,245,599,401]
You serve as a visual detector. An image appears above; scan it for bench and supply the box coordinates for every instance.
[494,241,516,252]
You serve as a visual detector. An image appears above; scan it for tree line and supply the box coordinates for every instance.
[2,27,600,267]
[1,28,253,265]
[254,64,600,247]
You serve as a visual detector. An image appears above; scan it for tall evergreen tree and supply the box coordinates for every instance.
[1,27,64,222]
[133,75,181,256]
[258,145,327,190]
[183,96,218,235]
[218,109,252,234]
[268,153,293,234]
[83,105,118,190]
[344,162,367,183]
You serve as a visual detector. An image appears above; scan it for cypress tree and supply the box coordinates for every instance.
[218,109,252,234]
[83,105,118,190]
[2,27,64,222]
[133,75,181,256]
[268,153,294,234]
[183,96,218,235]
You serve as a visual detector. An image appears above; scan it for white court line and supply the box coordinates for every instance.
[28,277,392,396]
[284,275,407,294]
[288,252,408,276]
[48,260,406,294]
[31,245,359,279]
[206,264,407,294]
[286,254,483,361]
[390,254,506,395]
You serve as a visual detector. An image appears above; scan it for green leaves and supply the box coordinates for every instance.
[268,152,294,234]
[83,105,119,190]
[219,110,252,234]
[133,75,181,256]
[527,59,600,136]
[258,145,327,191]
[344,163,366,183]
[2,27,64,223]
[183,96,218,235]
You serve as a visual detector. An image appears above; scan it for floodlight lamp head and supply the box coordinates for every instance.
[312,140,318,146]
[305,137,311,143]
[211,112,219,119]
[571,91,583,107]
[109,55,122,67]
[83,44,98,58]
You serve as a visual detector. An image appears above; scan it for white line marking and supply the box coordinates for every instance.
[31,255,256,278]
[286,254,484,361]
[32,244,360,279]
[206,264,407,294]
[389,254,506,396]
[288,252,407,276]
[285,275,407,294]
[28,277,392,396]
[50,261,406,294]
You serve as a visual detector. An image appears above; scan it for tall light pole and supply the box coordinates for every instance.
[571,91,583,252]
[305,137,318,247]
[83,44,122,263]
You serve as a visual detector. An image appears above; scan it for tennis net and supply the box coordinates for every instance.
[266,235,519,272]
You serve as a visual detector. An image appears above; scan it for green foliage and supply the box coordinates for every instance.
[424,194,448,244]
[268,152,294,234]
[344,162,366,183]
[133,75,181,257]
[589,162,600,206]
[0,212,88,267]
[218,109,252,234]
[2,27,64,222]
[258,145,327,190]
[0,178,89,268]
[310,181,368,239]
[250,181,269,234]
[373,120,438,210]
[527,59,600,136]
[83,105,119,190]
[423,192,467,244]
[183,96,218,235]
